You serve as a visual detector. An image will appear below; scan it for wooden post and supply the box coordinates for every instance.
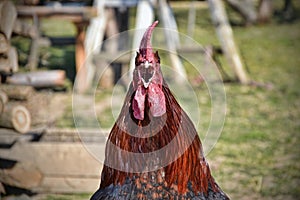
[224,0,257,25]
[158,0,187,83]
[0,102,31,134]
[208,0,250,84]
[187,1,196,41]
[129,0,154,77]
[258,0,273,23]
[74,22,88,93]
[26,14,40,71]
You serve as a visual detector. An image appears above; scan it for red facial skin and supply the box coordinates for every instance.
[132,21,166,120]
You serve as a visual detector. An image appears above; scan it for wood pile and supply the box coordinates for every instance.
[0,1,18,75]
[0,83,66,134]
[0,128,107,194]
[0,86,31,134]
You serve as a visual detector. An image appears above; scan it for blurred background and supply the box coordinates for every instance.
[0,0,299,199]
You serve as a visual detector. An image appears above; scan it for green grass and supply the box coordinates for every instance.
[10,1,300,199]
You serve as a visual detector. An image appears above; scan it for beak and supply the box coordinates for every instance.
[140,61,154,88]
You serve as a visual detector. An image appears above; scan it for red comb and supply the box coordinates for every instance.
[139,21,159,62]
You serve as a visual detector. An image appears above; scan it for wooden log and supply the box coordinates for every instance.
[0,90,8,115]
[0,38,18,74]
[0,95,4,115]
[0,142,105,178]
[8,46,19,73]
[0,90,8,104]
[0,84,34,101]
[0,102,31,134]
[0,57,10,74]
[0,33,9,54]
[0,0,17,40]
[6,70,66,88]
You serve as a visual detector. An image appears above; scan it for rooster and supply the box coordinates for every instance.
[91,21,229,200]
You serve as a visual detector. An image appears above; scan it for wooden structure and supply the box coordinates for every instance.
[208,0,249,84]
[0,128,107,193]
[16,5,97,92]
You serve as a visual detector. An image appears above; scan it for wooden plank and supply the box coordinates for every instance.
[93,51,131,64]
[16,6,97,18]
[0,142,105,177]
[36,176,100,193]
[43,128,109,143]
[169,1,208,9]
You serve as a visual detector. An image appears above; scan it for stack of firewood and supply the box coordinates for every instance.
[0,85,32,133]
[0,1,19,77]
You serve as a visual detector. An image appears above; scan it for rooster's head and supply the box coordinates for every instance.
[132,21,166,121]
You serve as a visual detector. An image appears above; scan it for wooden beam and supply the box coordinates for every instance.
[208,0,250,84]
[16,6,97,19]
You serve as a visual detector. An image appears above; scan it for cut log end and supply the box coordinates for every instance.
[12,105,31,134]
[0,103,31,134]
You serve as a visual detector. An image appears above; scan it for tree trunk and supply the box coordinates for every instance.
[208,0,250,84]
[0,102,31,134]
